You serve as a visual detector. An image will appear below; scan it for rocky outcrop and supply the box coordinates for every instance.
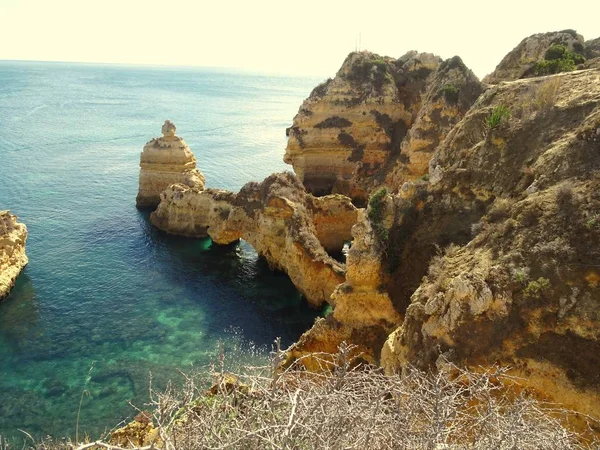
[379,68,600,419]
[0,211,28,300]
[585,37,600,59]
[150,172,358,307]
[287,200,403,367]
[385,57,484,187]
[284,51,482,204]
[482,30,586,83]
[136,120,205,209]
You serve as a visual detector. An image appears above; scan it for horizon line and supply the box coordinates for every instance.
[0,57,331,78]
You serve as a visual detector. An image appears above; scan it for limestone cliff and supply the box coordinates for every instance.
[136,120,205,209]
[482,30,586,83]
[0,211,28,300]
[379,68,600,419]
[284,51,482,204]
[385,57,484,187]
[150,172,357,307]
[287,195,403,367]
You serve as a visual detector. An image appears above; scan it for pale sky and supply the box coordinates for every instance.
[1,0,598,79]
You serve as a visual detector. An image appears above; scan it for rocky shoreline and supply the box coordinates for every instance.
[0,211,28,300]
[139,29,600,422]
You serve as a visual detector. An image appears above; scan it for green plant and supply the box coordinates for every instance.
[523,277,550,299]
[544,44,568,61]
[512,267,530,285]
[487,105,511,129]
[532,44,586,76]
[585,214,599,230]
[441,83,460,103]
[367,187,389,246]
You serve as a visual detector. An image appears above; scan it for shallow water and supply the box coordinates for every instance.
[0,61,323,438]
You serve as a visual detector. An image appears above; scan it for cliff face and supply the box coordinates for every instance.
[385,57,484,188]
[136,120,205,209]
[379,68,600,418]
[150,172,357,307]
[0,211,28,300]
[284,51,482,204]
[482,30,586,83]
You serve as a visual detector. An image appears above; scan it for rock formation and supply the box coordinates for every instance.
[284,51,482,204]
[136,120,205,209]
[482,30,586,83]
[142,32,600,423]
[0,211,28,300]
[585,37,600,59]
[378,68,600,419]
[150,172,358,307]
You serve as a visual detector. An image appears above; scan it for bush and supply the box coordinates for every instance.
[441,83,460,104]
[524,277,551,299]
[544,44,568,61]
[367,187,389,247]
[487,105,511,129]
[532,45,586,76]
[347,58,390,92]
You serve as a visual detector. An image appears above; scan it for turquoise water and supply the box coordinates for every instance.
[0,61,323,439]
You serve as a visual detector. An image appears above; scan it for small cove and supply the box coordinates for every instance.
[0,61,323,438]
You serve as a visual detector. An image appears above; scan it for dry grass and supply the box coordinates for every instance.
[3,342,599,450]
[518,77,562,119]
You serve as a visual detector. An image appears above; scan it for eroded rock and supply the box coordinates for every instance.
[381,68,600,419]
[284,51,483,204]
[0,211,28,300]
[136,120,205,209]
[150,172,358,307]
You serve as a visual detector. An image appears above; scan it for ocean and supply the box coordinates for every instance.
[0,61,323,439]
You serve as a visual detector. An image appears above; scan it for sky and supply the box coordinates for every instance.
[1,0,599,79]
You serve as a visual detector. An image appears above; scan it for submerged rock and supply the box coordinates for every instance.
[136,120,205,209]
[150,172,358,307]
[0,211,28,300]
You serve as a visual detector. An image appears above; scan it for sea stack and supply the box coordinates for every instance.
[136,120,205,209]
[0,211,28,300]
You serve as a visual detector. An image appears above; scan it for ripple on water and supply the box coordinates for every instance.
[0,61,324,439]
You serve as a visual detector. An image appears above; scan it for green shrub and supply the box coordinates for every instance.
[441,84,460,103]
[532,45,586,76]
[487,105,511,129]
[544,44,567,61]
[585,214,599,230]
[368,187,389,246]
[523,277,550,299]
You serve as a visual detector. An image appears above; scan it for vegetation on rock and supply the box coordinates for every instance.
[9,345,598,449]
[532,44,586,76]
[487,104,511,129]
[367,187,389,248]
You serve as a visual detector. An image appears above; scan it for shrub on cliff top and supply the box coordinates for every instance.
[346,57,390,92]
[532,44,585,76]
